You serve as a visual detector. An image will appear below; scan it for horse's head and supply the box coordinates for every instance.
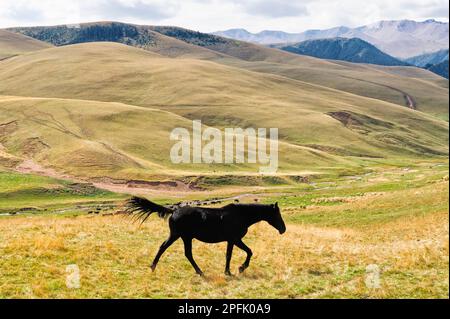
[267,202,286,235]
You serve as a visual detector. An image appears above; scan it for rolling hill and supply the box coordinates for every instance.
[271,38,408,66]
[7,22,225,60]
[7,22,448,120]
[151,26,448,119]
[0,29,52,60]
[0,42,448,182]
[0,94,357,182]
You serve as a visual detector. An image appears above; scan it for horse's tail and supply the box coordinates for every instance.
[124,197,174,224]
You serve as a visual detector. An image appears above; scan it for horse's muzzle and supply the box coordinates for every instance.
[279,227,286,235]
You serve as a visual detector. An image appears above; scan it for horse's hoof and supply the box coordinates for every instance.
[197,271,204,277]
[150,265,156,272]
[225,270,232,276]
[239,266,246,273]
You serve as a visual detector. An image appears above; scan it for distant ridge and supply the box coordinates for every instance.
[7,22,226,60]
[214,19,449,58]
[405,49,449,79]
[272,37,408,66]
[427,60,449,79]
[405,49,449,67]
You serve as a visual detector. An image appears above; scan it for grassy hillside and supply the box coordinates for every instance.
[147,26,449,119]
[0,30,52,60]
[7,22,225,60]
[0,43,447,181]
[0,170,122,212]
[224,59,449,120]
[369,63,448,85]
[7,22,449,119]
[0,94,356,182]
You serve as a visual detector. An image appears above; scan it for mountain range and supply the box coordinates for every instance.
[213,19,449,58]
[271,38,408,66]
[426,60,449,79]
[404,49,449,79]
[405,49,449,67]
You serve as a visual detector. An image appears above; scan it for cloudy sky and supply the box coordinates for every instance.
[0,0,448,32]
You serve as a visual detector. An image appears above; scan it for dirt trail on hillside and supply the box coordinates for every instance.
[16,159,64,177]
[11,158,266,205]
[14,159,198,195]
[0,55,18,62]
[404,94,416,109]
[341,75,417,109]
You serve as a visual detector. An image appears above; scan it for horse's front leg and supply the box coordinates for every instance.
[235,240,253,273]
[151,233,179,272]
[224,241,234,276]
[182,237,204,276]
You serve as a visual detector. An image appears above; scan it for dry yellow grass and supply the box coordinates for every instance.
[0,162,447,298]
[1,201,447,299]
[0,29,52,59]
[0,95,348,179]
[0,42,447,181]
[8,22,448,118]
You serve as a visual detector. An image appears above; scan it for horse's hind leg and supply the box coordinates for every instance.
[235,240,253,273]
[151,233,179,272]
[225,241,234,276]
[182,237,204,276]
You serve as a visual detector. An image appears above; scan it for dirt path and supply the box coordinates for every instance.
[16,159,67,178]
[12,159,263,204]
[14,159,194,195]
[341,75,417,109]
[0,54,18,62]
[404,94,416,109]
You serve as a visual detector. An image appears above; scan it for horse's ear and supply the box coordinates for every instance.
[275,202,279,208]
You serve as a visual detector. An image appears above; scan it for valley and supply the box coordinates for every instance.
[0,20,448,299]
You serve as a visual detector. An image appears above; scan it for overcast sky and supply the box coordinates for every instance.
[0,0,448,32]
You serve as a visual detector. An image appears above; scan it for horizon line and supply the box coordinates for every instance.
[2,18,448,34]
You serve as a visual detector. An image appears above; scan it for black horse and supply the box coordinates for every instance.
[125,197,286,276]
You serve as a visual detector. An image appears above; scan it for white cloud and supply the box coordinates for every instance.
[230,0,309,18]
[0,0,178,27]
[87,0,179,20]
[0,0,448,32]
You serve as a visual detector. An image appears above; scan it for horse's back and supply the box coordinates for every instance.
[171,206,226,228]
[170,206,246,243]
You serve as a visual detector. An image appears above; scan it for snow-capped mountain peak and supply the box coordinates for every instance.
[213,19,449,58]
